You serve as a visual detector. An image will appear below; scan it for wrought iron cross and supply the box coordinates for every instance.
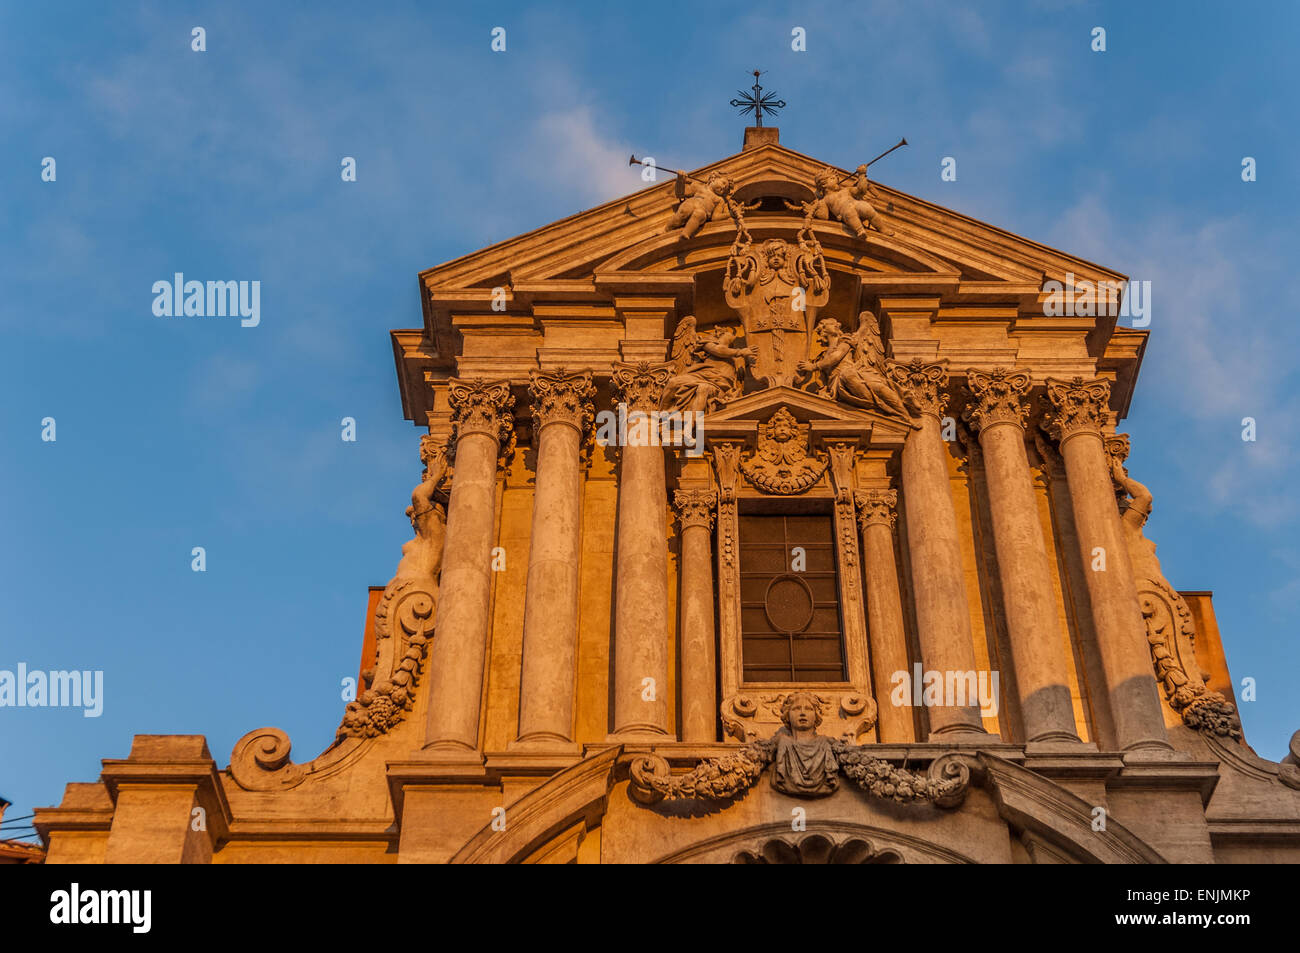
[730,70,785,127]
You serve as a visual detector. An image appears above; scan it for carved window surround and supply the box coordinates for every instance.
[704,408,907,745]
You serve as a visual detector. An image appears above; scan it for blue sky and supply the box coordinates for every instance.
[2,1,1298,830]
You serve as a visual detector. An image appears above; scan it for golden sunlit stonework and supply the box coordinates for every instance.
[36,127,1300,864]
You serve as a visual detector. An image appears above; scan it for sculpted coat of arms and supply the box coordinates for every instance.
[724,236,829,389]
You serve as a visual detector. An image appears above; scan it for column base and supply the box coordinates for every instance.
[1025,729,1084,746]
[606,727,672,743]
[1120,741,1179,762]
[1024,739,1097,758]
[507,735,583,756]
[417,741,486,765]
[927,728,1002,743]
[928,720,998,742]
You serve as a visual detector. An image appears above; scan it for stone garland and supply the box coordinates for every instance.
[629,739,969,808]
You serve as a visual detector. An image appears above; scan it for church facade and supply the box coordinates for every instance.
[36,127,1300,863]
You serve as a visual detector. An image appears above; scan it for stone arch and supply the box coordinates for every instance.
[448,748,619,864]
[977,754,1168,864]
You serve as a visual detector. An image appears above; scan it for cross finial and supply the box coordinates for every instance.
[730,69,785,128]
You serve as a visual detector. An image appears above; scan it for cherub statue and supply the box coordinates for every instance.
[661,317,755,413]
[665,172,735,240]
[810,165,893,239]
[796,313,911,420]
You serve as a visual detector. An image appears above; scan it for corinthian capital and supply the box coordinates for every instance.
[963,368,1033,434]
[886,359,949,419]
[611,360,673,412]
[854,489,897,528]
[1042,376,1111,443]
[673,489,717,530]
[448,378,515,446]
[530,369,596,437]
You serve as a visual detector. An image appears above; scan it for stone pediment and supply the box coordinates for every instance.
[418,140,1126,292]
[397,133,1146,426]
[703,386,913,447]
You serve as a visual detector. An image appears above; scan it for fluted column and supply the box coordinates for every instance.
[855,489,915,744]
[514,371,595,748]
[424,379,514,754]
[887,360,987,737]
[1044,377,1170,753]
[674,489,717,744]
[609,361,673,738]
[965,369,1080,744]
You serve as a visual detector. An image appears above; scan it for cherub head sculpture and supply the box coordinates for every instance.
[707,173,734,196]
[813,168,840,194]
[761,238,788,270]
[780,692,824,732]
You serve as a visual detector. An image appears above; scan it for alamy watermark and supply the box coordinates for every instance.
[0,663,103,717]
[1042,272,1150,327]
[50,883,150,933]
[889,664,1000,718]
[152,273,260,327]
[594,404,704,456]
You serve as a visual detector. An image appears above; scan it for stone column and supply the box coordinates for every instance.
[887,359,987,737]
[855,489,916,744]
[674,489,717,743]
[609,361,673,738]
[965,369,1080,744]
[1044,377,1170,753]
[423,379,514,755]
[514,371,595,749]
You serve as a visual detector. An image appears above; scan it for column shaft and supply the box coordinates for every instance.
[515,371,593,747]
[424,380,513,754]
[610,362,672,738]
[967,369,1080,744]
[856,490,916,744]
[1046,377,1170,753]
[889,360,987,737]
[675,490,717,743]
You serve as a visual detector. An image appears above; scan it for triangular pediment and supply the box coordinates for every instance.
[418,139,1126,294]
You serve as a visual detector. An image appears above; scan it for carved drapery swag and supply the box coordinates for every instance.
[740,407,828,494]
[1106,436,1242,739]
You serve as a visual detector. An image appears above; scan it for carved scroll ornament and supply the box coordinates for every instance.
[231,443,447,790]
[1108,436,1243,740]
